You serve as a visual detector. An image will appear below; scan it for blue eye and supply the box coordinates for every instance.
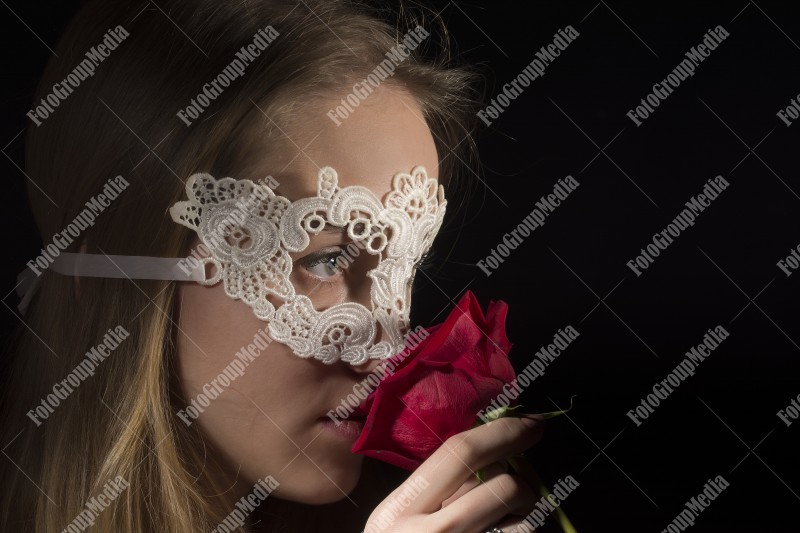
[298,249,345,279]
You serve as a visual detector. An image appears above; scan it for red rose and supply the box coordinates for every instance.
[351,290,517,471]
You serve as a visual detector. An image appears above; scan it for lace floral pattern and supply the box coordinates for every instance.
[170,166,446,365]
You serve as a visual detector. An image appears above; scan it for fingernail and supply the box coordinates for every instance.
[519,415,541,428]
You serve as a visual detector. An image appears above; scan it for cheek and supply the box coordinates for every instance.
[174,283,365,500]
[174,283,312,475]
[176,284,362,504]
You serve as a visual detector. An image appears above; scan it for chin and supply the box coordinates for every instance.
[268,451,364,504]
[298,484,358,505]
[278,464,363,504]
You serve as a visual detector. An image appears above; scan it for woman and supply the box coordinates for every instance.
[1,0,544,531]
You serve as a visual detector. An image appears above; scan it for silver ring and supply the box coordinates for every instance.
[484,528,504,533]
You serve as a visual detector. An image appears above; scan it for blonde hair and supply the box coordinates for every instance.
[1,1,480,530]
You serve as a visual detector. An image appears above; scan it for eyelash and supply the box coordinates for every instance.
[296,248,435,286]
[296,248,346,283]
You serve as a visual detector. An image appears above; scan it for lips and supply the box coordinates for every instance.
[317,413,366,441]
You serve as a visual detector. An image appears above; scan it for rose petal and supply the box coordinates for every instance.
[351,291,517,470]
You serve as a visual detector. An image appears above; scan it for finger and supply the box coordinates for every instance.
[410,416,544,514]
[440,460,508,508]
[429,472,537,533]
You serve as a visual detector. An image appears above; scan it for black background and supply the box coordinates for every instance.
[2,1,799,531]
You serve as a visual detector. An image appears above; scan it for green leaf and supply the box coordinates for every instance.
[526,395,577,420]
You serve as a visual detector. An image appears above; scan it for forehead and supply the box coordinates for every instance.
[257,85,440,201]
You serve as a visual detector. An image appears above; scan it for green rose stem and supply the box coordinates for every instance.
[474,399,578,533]
[505,454,577,533]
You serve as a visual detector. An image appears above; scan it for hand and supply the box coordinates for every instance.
[363,415,544,533]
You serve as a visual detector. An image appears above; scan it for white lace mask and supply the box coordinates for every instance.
[42,166,446,365]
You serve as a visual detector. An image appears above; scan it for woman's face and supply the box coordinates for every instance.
[175,85,439,504]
